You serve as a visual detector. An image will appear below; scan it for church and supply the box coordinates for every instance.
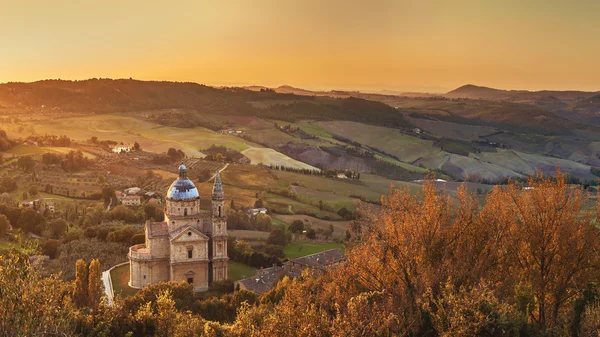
[128,165,228,292]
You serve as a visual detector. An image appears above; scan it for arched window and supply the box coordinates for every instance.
[184,208,188,216]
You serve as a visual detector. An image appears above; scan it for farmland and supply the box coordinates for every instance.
[283,242,345,259]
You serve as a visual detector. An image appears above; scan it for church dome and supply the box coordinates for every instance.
[166,165,199,200]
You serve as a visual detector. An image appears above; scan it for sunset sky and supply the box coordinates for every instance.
[1,0,599,93]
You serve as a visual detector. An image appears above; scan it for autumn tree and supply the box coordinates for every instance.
[88,259,103,310]
[74,259,88,307]
[482,172,600,330]
[0,251,75,336]
[0,214,9,238]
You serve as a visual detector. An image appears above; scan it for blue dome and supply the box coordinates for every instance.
[167,165,199,200]
[167,178,199,200]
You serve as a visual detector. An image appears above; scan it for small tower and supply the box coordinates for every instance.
[210,172,228,282]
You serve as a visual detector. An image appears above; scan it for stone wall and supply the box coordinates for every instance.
[171,262,209,291]
[130,259,169,289]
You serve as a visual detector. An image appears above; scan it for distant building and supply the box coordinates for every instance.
[236,249,346,294]
[413,128,422,134]
[45,202,55,213]
[122,195,141,206]
[112,146,131,153]
[125,187,141,195]
[247,208,268,216]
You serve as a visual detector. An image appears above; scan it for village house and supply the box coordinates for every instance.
[122,195,141,206]
[247,208,268,216]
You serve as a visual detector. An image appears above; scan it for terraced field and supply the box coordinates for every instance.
[316,121,440,162]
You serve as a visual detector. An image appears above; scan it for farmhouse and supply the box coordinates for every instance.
[128,165,228,292]
[247,208,268,216]
[122,195,141,206]
[112,146,131,153]
[236,249,345,294]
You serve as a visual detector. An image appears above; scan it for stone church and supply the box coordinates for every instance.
[128,165,228,291]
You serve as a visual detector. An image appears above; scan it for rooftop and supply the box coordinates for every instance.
[147,222,169,238]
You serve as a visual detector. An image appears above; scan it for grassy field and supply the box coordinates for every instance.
[316,121,440,162]
[5,145,97,158]
[242,147,320,171]
[228,262,256,281]
[405,116,498,141]
[284,242,345,259]
[8,114,258,157]
[273,214,351,237]
[110,264,139,298]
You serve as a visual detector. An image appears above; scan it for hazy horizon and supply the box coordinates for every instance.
[2,0,600,92]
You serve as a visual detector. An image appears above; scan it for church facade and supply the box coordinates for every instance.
[128,165,228,292]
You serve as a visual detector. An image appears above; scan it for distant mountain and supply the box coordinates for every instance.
[445,84,599,102]
[445,84,528,100]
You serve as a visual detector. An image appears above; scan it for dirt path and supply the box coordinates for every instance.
[207,163,229,182]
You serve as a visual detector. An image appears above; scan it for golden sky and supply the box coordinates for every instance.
[1,0,599,92]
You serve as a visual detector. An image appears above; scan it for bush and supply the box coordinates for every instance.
[289,220,304,233]
[263,244,285,258]
[42,239,62,258]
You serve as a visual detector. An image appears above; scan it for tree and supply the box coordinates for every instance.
[254,199,264,208]
[0,214,9,238]
[305,228,316,240]
[0,251,76,336]
[73,259,88,307]
[88,259,103,310]
[133,141,141,151]
[266,228,287,247]
[101,185,116,206]
[263,244,284,258]
[0,176,17,192]
[17,156,35,172]
[289,220,304,234]
[18,208,45,234]
[48,218,68,238]
[28,185,38,197]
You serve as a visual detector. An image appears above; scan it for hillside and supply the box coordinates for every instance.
[0,79,410,128]
[445,84,527,100]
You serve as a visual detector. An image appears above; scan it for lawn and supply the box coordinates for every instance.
[110,263,139,298]
[228,262,256,281]
[284,242,345,259]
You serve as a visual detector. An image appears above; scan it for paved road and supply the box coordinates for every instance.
[102,270,113,306]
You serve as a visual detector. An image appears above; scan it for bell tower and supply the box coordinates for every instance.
[210,172,228,282]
